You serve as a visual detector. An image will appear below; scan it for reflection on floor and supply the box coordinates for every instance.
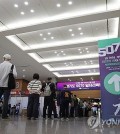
[0,117,120,134]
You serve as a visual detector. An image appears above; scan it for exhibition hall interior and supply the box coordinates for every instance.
[0,0,120,134]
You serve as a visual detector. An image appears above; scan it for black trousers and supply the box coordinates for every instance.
[43,96,57,118]
[27,94,39,118]
[0,87,11,118]
[61,100,69,118]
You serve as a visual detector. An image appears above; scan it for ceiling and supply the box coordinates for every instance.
[0,0,120,81]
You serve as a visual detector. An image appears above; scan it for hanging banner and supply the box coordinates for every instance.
[57,81,100,91]
[98,38,120,121]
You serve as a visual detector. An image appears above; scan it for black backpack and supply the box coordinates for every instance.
[8,65,16,89]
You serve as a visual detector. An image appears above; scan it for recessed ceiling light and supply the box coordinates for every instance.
[43,38,46,40]
[24,1,29,5]
[69,29,72,32]
[64,63,67,64]
[56,3,61,7]
[30,9,34,13]
[87,51,89,53]
[14,4,18,8]
[51,37,54,39]
[54,51,57,54]
[68,1,73,5]
[78,27,82,30]
[61,51,64,53]
[85,48,88,50]
[20,12,25,15]
[71,34,74,36]
[48,32,51,35]
[40,33,43,36]
[78,48,81,51]
[80,32,83,35]
[23,75,25,78]
[80,51,82,54]
[22,69,26,72]
[63,53,66,56]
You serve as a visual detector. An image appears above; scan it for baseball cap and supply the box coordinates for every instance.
[3,54,11,60]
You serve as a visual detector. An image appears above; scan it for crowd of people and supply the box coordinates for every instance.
[0,54,99,120]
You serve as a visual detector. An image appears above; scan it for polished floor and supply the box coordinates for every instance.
[0,117,120,134]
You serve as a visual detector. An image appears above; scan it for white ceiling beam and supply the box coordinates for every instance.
[25,42,97,53]
[1,10,120,36]
[39,57,99,64]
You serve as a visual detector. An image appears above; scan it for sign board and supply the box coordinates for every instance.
[98,38,120,120]
[57,81,100,91]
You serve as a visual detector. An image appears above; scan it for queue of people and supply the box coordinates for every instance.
[0,54,99,120]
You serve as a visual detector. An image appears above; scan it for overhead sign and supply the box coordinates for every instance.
[57,81,100,91]
[98,38,120,120]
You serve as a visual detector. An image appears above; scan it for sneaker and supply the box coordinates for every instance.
[27,117,31,120]
[33,118,37,120]
[66,118,69,121]
[61,118,64,121]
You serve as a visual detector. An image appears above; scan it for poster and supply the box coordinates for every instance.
[57,81,100,91]
[98,38,120,120]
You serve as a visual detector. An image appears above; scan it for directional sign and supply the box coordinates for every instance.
[98,38,120,120]
[104,72,120,95]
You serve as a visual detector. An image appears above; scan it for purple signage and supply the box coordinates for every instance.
[57,81,100,91]
[98,38,120,120]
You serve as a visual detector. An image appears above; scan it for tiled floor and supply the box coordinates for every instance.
[0,117,120,134]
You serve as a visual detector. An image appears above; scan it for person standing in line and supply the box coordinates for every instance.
[60,85,71,121]
[43,77,57,119]
[0,54,17,119]
[27,73,42,120]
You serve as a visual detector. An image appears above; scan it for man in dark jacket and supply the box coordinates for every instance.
[43,77,57,119]
[60,85,71,121]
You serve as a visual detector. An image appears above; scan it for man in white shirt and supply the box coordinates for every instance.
[0,54,17,119]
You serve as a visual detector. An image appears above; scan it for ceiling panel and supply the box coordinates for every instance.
[37,45,98,60]
[0,0,119,29]
[49,59,99,68]
[16,19,116,49]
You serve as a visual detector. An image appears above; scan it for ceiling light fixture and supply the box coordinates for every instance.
[63,53,66,56]
[56,3,61,7]
[30,9,34,13]
[71,34,74,36]
[14,4,18,8]
[69,29,72,32]
[20,12,25,15]
[22,69,26,72]
[40,33,43,36]
[23,75,25,78]
[61,51,64,53]
[51,37,54,39]
[87,51,89,53]
[54,51,57,54]
[68,1,73,5]
[78,48,81,51]
[78,27,82,30]
[43,38,46,40]
[24,1,29,5]
[43,64,99,71]
[48,32,51,35]
[80,32,83,35]
[53,72,100,77]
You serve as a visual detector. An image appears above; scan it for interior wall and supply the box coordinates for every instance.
[71,90,101,99]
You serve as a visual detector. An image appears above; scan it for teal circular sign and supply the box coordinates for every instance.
[104,72,120,95]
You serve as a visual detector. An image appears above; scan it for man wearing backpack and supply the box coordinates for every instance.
[43,77,57,119]
[0,54,17,119]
